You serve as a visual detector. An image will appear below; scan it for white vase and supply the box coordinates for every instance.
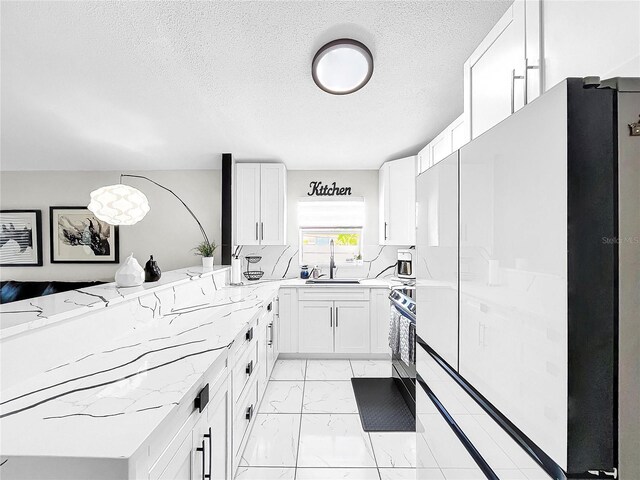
[202,256,214,269]
[115,253,145,287]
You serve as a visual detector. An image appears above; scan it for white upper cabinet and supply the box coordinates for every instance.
[379,156,416,246]
[418,114,468,174]
[464,0,541,140]
[235,164,261,245]
[235,163,287,246]
[542,0,640,88]
[259,164,287,245]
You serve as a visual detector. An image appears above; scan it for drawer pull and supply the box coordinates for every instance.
[194,383,209,413]
[245,327,254,342]
[246,360,254,376]
[245,404,254,421]
[267,302,272,312]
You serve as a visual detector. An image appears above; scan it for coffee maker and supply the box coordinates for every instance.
[396,249,415,281]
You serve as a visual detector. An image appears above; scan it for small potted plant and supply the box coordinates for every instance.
[194,240,217,269]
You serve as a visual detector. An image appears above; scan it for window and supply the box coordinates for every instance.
[300,228,363,266]
[298,198,365,266]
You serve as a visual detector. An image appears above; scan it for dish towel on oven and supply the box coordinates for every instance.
[389,307,415,364]
[399,316,413,364]
[389,308,401,355]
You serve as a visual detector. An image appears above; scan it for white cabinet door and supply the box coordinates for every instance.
[334,301,370,354]
[450,115,468,151]
[430,131,450,166]
[465,0,526,139]
[370,289,391,355]
[260,164,286,245]
[235,163,261,245]
[278,289,298,353]
[267,307,279,374]
[380,156,416,246]
[205,384,230,480]
[388,156,416,245]
[299,300,334,353]
[379,162,391,244]
[157,430,195,480]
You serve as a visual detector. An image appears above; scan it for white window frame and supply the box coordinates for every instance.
[298,227,364,267]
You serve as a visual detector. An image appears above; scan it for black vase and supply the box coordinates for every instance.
[144,255,162,282]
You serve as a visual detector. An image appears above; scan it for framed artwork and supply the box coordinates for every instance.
[0,210,43,266]
[50,206,119,263]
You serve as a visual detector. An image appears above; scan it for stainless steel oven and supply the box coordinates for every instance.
[389,287,416,416]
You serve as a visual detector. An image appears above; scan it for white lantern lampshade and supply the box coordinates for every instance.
[88,184,150,226]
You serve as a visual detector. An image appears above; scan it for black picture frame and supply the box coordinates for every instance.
[0,209,43,267]
[49,206,119,264]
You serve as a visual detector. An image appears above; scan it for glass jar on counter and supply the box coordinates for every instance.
[300,265,310,279]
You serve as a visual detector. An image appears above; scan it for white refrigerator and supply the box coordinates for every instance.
[415,77,638,479]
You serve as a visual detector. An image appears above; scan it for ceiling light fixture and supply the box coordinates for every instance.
[312,39,373,95]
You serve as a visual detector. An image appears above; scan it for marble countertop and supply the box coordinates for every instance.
[0,278,281,460]
[0,266,230,340]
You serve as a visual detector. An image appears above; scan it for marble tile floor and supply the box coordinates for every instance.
[238,359,416,480]
[239,359,527,480]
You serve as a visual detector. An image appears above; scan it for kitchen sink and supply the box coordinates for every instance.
[305,278,361,284]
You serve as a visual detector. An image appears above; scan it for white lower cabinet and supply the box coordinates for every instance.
[299,300,334,353]
[206,384,230,480]
[333,301,370,354]
[298,291,374,354]
[150,371,230,480]
[266,299,279,373]
[153,427,195,480]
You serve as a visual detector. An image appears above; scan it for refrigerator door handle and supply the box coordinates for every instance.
[511,68,525,113]
[524,57,539,104]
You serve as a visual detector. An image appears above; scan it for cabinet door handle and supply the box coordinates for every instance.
[511,68,525,114]
[246,360,254,376]
[204,427,212,479]
[245,327,254,342]
[246,404,254,421]
[260,222,264,240]
[335,307,339,327]
[196,439,206,480]
[255,222,259,241]
[268,322,273,346]
[330,308,333,327]
[384,222,388,241]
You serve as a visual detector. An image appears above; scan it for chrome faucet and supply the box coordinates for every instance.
[329,239,336,279]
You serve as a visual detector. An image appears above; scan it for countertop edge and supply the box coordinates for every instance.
[0,266,231,340]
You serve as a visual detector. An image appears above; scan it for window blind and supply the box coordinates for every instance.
[297,197,365,228]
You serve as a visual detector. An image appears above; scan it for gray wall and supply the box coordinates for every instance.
[0,170,221,281]
[239,169,403,279]
[286,170,380,252]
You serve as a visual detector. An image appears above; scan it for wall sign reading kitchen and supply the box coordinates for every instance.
[307,181,352,196]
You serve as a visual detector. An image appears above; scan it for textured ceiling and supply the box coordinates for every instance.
[1,1,511,171]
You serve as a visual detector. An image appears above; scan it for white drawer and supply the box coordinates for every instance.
[231,319,258,361]
[233,341,259,404]
[233,380,258,455]
[298,287,369,301]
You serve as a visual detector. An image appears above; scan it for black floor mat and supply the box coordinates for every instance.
[351,377,415,432]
